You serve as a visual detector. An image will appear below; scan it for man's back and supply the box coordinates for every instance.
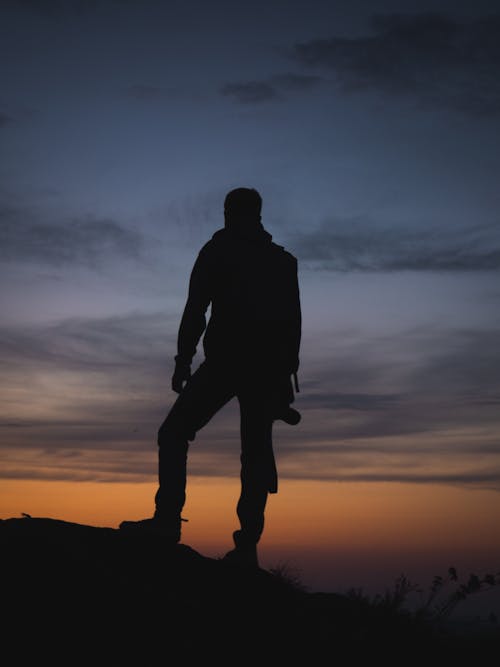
[178,223,301,375]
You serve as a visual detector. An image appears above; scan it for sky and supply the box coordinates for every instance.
[1,0,500,610]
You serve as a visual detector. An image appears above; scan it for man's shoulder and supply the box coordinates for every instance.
[269,241,298,266]
[198,229,297,267]
[197,229,226,255]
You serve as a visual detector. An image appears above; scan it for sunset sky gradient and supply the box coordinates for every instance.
[1,0,499,604]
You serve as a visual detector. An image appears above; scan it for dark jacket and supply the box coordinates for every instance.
[175,221,301,376]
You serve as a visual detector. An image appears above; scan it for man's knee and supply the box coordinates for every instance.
[158,417,194,448]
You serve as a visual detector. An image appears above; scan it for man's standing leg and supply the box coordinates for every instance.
[120,362,234,540]
[224,388,276,567]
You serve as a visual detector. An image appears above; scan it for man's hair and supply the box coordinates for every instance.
[224,187,262,221]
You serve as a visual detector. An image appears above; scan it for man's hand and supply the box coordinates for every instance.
[172,361,191,394]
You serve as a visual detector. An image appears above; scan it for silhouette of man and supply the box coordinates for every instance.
[120,187,301,568]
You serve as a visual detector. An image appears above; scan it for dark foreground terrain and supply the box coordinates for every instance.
[2,515,498,663]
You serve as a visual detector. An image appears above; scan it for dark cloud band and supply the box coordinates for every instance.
[0,204,144,266]
[288,218,500,272]
[293,12,500,116]
[220,73,324,104]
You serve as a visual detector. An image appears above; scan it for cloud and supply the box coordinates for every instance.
[0,312,178,479]
[270,73,325,92]
[123,84,179,101]
[279,467,500,488]
[220,81,279,104]
[293,12,500,116]
[6,0,82,15]
[282,325,500,458]
[220,72,324,104]
[0,203,144,267]
[0,311,195,482]
[408,327,500,402]
[0,311,175,376]
[299,391,401,411]
[0,112,14,127]
[275,326,500,490]
[1,316,499,488]
[288,217,500,272]
[6,0,131,17]
[124,85,167,100]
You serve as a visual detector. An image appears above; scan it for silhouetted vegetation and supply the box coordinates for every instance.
[267,561,308,592]
[345,567,500,640]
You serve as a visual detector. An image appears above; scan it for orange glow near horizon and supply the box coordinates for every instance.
[2,477,499,593]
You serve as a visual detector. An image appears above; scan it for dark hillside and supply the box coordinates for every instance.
[2,516,498,663]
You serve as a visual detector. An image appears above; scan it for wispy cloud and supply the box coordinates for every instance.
[1,317,499,488]
[123,84,179,101]
[0,311,175,375]
[288,217,500,272]
[220,72,324,104]
[0,311,177,480]
[0,202,144,267]
[0,112,14,127]
[221,81,279,104]
[293,12,500,116]
[6,0,132,17]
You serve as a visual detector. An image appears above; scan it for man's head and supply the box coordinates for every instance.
[224,187,262,227]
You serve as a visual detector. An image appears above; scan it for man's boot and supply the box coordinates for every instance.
[119,512,186,543]
[222,530,259,569]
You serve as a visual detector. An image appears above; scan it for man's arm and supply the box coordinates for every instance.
[172,248,212,392]
[279,253,301,376]
[290,256,301,374]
